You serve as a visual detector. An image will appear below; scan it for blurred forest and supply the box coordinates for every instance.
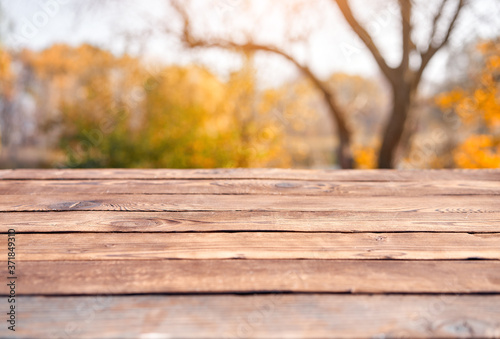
[0,0,499,169]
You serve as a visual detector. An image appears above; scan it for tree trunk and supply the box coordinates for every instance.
[323,95,354,169]
[378,84,412,168]
[336,125,353,169]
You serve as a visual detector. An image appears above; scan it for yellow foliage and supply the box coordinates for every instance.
[435,89,465,110]
[353,146,377,169]
[0,46,13,97]
[0,48,11,79]
[24,44,115,79]
[437,40,500,129]
[436,39,500,168]
[453,135,500,168]
[20,44,290,168]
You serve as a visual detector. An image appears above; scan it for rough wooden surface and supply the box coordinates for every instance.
[13,295,500,339]
[4,232,500,260]
[1,194,498,212]
[2,168,500,180]
[1,169,499,339]
[8,260,500,295]
[3,211,499,233]
[2,179,499,195]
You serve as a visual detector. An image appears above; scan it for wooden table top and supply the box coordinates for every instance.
[1,168,500,338]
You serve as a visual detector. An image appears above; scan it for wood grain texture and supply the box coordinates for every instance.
[1,194,498,212]
[3,210,500,233]
[1,168,500,181]
[2,179,499,196]
[3,232,499,260]
[10,295,500,338]
[5,260,500,295]
[2,168,500,339]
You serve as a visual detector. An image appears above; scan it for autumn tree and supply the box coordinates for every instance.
[169,0,474,168]
[436,39,500,168]
[22,44,289,168]
[262,73,387,168]
[0,45,12,149]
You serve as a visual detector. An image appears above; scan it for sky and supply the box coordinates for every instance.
[1,0,499,90]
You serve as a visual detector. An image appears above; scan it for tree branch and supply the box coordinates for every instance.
[429,0,449,43]
[413,0,465,87]
[399,0,413,71]
[334,0,396,84]
[171,0,353,167]
[199,41,354,162]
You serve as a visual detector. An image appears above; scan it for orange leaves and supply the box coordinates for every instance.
[437,39,500,129]
[487,55,500,72]
[477,40,500,59]
[454,135,500,168]
[435,89,465,110]
[21,44,291,168]
[435,39,500,168]
[476,89,500,129]
[0,47,13,98]
[24,44,115,80]
[353,146,377,169]
[0,48,12,79]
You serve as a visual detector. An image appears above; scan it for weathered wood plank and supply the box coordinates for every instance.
[0,194,498,212]
[1,168,499,181]
[11,295,500,338]
[3,232,499,260]
[1,179,499,196]
[3,210,500,233]
[5,260,500,295]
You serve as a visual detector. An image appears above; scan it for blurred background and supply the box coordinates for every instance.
[0,0,499,169]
